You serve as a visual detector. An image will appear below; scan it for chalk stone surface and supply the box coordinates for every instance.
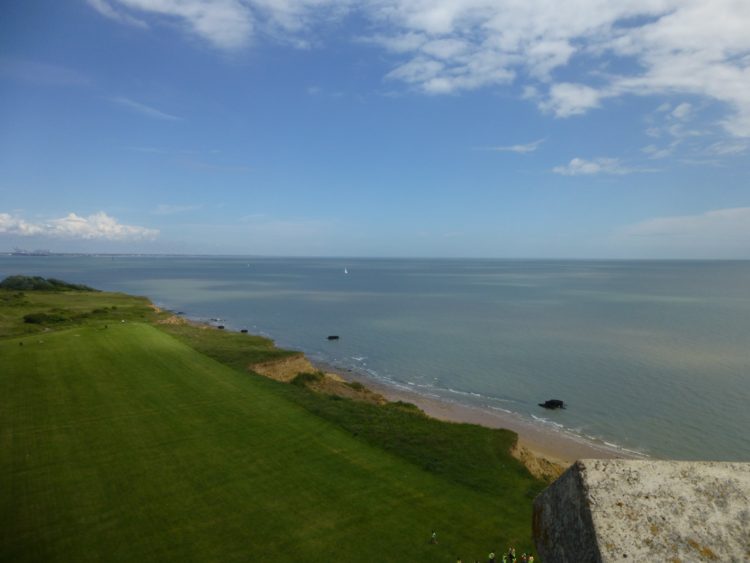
[533,459,750,562]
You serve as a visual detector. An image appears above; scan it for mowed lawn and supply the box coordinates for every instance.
[1,322,534,562]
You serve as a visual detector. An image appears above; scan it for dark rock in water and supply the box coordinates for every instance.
[327,335,340,340]
[240,329,248,333]
[176,311,185,315]
[217,325,225,330]
[539,399,565,409]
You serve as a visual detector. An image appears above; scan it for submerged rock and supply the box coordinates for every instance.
[539,399,565,409]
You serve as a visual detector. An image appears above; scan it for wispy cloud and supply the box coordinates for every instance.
[110,97,182,121]
[86,0,344,50]
[88,0,248,48]
[671,102,692,121]
[86,0,147,28]
[152,204,202,215]
[306,85,345,98]
[0,58,91,86]
[620,207,750,258]
[86,2,750,138]
[641,142,679,160]
[126,146,220,155]
[0,211,158,240]
[478,138,544,154]
[552,157,636,176]
[706,141,749,156]
[624,207,750,238]
[180,160,251,173]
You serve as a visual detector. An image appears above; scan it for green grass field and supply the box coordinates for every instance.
[1,287,543,561]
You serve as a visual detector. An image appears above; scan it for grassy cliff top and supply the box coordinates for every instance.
[1,281,543,562]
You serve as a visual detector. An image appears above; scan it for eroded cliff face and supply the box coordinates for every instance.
[533,460,750,562]
[251,353,316,382]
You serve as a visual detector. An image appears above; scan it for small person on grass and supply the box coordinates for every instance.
[488,551,496,563]
[430,530,438,544]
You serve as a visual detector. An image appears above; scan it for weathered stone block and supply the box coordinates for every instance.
[533,460,750,562]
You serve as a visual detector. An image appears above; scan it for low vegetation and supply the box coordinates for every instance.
[290,371,326,387]
[0,274,97,292]
[0,282,157,338]
[1,277,544,562]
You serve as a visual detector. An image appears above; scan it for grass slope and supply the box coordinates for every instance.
[1,290,542,561]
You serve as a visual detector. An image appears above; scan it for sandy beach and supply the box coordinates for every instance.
[311,360,644,473]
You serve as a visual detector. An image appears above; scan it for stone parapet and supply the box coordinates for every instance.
[533,459,750,562]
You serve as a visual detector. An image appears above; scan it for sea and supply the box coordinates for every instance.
[3,255,749,461]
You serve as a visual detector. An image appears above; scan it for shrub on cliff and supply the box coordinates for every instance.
[23,311,70,324]
[0,275,97,292]
[291,371,325,387]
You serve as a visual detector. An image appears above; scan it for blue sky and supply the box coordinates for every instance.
[1,0,749,257]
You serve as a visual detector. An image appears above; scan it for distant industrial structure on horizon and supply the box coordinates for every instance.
[10,248,53,256]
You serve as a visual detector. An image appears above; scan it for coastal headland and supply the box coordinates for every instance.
[3,276,552,561]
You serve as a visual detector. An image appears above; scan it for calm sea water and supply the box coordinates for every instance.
[3,255,749,461]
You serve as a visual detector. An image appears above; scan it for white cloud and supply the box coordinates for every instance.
[86,0,148,28]
[87,1,750,136]
[0,212,158,240]
[479,138,544,154]
[93,0,253,49]
[540,83,604,117]
[385,51,515,94]
[88,0,347,50]
[552,157,633,176]
[642,143,676,160]
[111,96,182,120]
[671,102,692,120]
[421,38,470,60]
[706,140,749,156]
[0,214,45,236]
[362,32,426,54]
[367,1,750,135]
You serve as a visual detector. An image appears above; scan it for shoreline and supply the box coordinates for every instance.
[310,359,646,468]
[156,306,646,474]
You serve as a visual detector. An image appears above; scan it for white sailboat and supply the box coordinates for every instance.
[344,268,349,274]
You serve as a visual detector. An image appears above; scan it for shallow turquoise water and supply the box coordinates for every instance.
[3,255,749,461]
